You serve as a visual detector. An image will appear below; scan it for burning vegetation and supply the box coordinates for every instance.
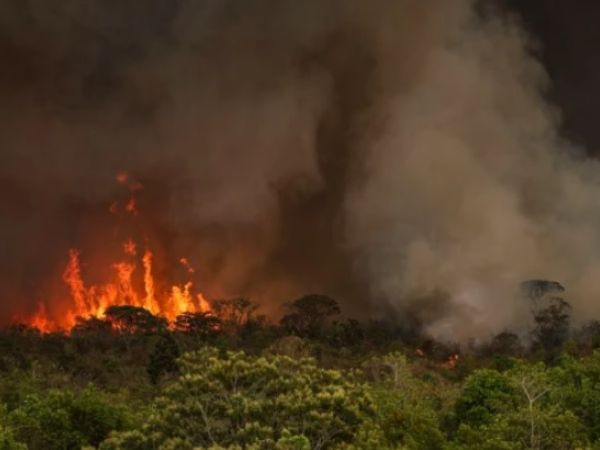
[23,172,211,333]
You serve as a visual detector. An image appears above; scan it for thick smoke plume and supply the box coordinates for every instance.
[1,0,600,340]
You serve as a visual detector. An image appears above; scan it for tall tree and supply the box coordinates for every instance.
[280,294,341,338]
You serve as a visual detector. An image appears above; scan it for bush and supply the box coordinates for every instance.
[10,386,129,449]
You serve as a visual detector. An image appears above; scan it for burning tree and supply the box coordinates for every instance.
[24,172,212,333]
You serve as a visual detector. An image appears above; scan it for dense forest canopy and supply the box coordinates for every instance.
[0,290,595,448]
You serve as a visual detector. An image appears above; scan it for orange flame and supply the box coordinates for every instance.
[179,257,195,274]
[142,250,159,314]
[125,197,138,215]
[62,249,89,321]
[123,239,137,256]
[441,354,460,370]
[25,172,211,332]
[29,244,211,332]
[116,171,129,184]
[29,303,52,334]
[197,292,211,313]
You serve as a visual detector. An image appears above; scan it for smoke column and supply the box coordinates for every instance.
[1,0,600,339]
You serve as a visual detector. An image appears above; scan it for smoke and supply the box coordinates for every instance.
[345,1,600,339]
[1,0,600,339]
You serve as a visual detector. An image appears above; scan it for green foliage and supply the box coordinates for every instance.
[451,363,589,449]
[326,320,364,348]
[453,369,519,428]
[266,336,312,359]
[104,347,375,449]
[452,404,586,449]
[99,430,150,450]
[146,334,180,384]
[9,386,129,450]
[0,406,25,450]
[363,352,412,387]
[0,427,26,450]
[6,294,600,449]
[550,351,600,441]
[364,352,449,450]
[274,431,311,450]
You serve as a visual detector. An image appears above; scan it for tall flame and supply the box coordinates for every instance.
[25,171,211,332]
[142,250,159,314]
[62,249,88,321]
[30,242,209,332]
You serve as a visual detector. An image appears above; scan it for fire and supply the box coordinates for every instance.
[179,257,195,274]
[123,239,136,256]
[142,250,159,314]
[29,241,211,332]
[442,354,460,369]
[125,197,138,215]
[62,249,88,321]
[29,304,52,333]
[115,171,129,184]
[25,172,212,332]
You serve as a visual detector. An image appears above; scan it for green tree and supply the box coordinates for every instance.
[102,348,375,449]
[453,369,519,428]
[451,364,588,449]
[0,426,26,450]
[0,406,25,450]
[550,351,600,442]
[10,386,129,449]
[364,353,448,450]
[147,334,180,384]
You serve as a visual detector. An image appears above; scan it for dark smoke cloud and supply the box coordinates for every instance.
[0,0,378,321]
[1,0,599,340]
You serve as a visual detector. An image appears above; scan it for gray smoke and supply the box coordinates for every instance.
[1,0,599,339]
[345,0,600,339]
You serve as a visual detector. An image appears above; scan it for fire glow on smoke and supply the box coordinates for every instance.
[26,172,211,333]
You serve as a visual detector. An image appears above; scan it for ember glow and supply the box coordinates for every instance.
[23,174,211,333]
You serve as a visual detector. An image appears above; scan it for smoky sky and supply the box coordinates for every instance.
[2,0,600,340]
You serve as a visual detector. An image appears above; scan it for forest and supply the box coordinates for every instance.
[0,281,597,449]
